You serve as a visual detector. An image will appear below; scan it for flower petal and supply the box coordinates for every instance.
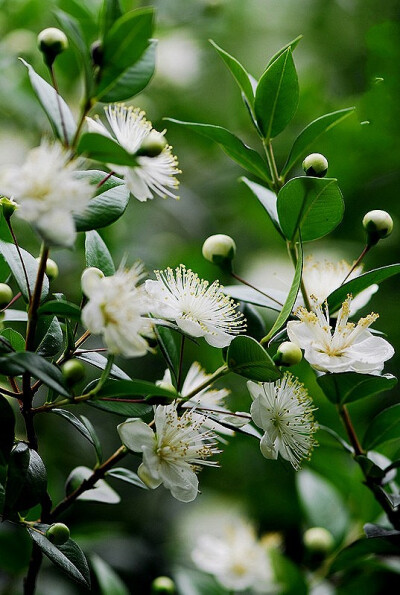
[117,419,155,452]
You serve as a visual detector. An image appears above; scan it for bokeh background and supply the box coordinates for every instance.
[0,0,399,592]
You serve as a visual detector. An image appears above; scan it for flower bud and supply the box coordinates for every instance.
[46,522,70,546]
[37,28,68,67]
[362,210,393,246]
[36,257,58,281]
[302,153,329,178]
[81,267,104,296]
[0,283,13,308]
[61,359,85,386]
[273,341,302,367]
[137,131,168,157]
[151,576,176,594]
[202,234,236,271]
[0,196,18,221]
[303,527,334,553]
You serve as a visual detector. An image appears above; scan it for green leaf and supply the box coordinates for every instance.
[4,444,47,514]
[223,285,285,312]
[74,171,130,232]
[85,230,115,276]
[281,107,355,176]
[37,301,81,321]
[51,409,102,458]
[166,119,271,182]
[106,467,148,490]
[91,553,129,595]
[255,48,299,140]
[317,372,397,406]
[240,177,283,237]
[88,399,152,417]
[97,8,154,97]
[76,351,130,380]
[0,395,15,467]
[99,40,157,103]
[174,568,226,595]
[238,303,266,342]
[0,329,25,352]
[81,415,103,463]
[262,243,303,343]
[92,378,177,399]
[76,133,138,166]
[154,324,179,387]
[27,524,91,588]
[36,317,63,358]
[66,466,120,504]
[277,176,344,242]
[3,309,28,322]
[327,264,400,314]
[267,35,303,67]
[227,335,281,382]
[363,404,400,450]
[19,59,77,146]
[3,352,69,396]
[329,534,400,574]
[210,39,255,108]
[100,0,123,42]
[0,240,49,303]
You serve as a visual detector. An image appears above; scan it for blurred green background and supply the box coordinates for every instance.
[0,0,399,592]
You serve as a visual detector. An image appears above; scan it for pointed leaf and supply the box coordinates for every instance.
[66,466,120,504]
[76,351,130,380]
[329,535,400,574]
[37,301,81,321]
[100,0,123,42]
[240,177,283,236]
[51,409,101,457]
[317,372,397,406]
[85,230,115,276]
[76,133,138,166]
[227,335,281,382]
[4,444,47,513]
[36,317,63,357]
[0,329,25,352]
[223,285,286,312]
[91,378,177,399]
[363,404,400,450]
[4,352,69,396]
[267,35,303,67]
[0,240,49,302]
[90,553,129,595]
[154,324,179,387]
[210,39,254,108]
[0,395,15,466]
[80,415,103,463]
[106,467,148,490]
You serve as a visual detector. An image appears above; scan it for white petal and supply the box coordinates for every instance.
[81,302,106,335]
[177,317,205,338]
[205,331,233,348]
[36,210,76,247]
[247,380,263,402]
[137,463,162,489]
[260,433,278,460]
[117,419,155,452]
[86,117,114,140]
[124,168,153,201]
[287,320,314,347]
[347,336,394,364]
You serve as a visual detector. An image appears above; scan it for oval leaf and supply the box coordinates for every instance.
[5,444,47,514]
[363,404,400,450]
[227,335,281,381]
[37,301,81,321]
[85,230,115,276]
[66,466,120,504]
[317,372,397,406]
[76,133,138,166]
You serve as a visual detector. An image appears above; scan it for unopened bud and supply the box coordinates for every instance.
[61,359,85,386]
[202,234,236,271]
[137,131,168,157]
[273,341,302,367]
[0,196,18,220]
[304,527,334,553]
[36,257,58,281]
[0,283,13,308]
[81,267,104,296]
[46,522,70,546]
[302,153,328,178]
[363,210,393,246]
[38,28,68,67]
[151,576,176,594]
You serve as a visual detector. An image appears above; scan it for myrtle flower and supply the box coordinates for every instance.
[302,256,378,316]
[0,140,93,247]
[287,295,394,375]
[192,519,278,593]
[145,265,246,347]
[117,402,220,502]
[81,264,153,357]
[248,373,318,470]
[86,104,180,202]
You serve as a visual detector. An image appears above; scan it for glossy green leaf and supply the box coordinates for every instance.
[77,133,138,166]
[58,0,98,42]
[0,395,15,466]
[36,317,63,357]
[277,176,344,242]
[363,404,400,450]
[240,177,283,236]
[327,264,400,313]
[227,335,281,382]
[174,568,226,595]
[76,351,130,381]
[51,409,101,457]
[91,553,129,595]
[267,35,303,67]
[166,119,271,182]
[106,467,148,490]
[0,329,25,352]
[66,466,120,504]
[3,352,69,396]
[88,399,152,417]
[269,549,308,595]
[238,303,266,342]
[37,301,81,321]
[317,372,397,405]
[223,285,286,312]
[210,40,255,108]
[329,534,400,574]
[154,324,179,387]
[100,0,123,42]
[3,309,28,322]
[19,59,77,146]
[27,524,91,588]
[0,240,49,302]
[99,40,157,103]
[281,107,355,176]
[255,48,299,140]
[4,444,47,514]
[80,415,103,463]
[85,230,115,276]
[92,378,177,400]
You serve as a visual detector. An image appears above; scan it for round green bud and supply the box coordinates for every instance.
[38,28,68,66]
[36,257,59,281]
[0,283,13,308]
[0,196,18,221]
[61,359,85,386]
[274,341,302,367]
[91,40,103,67]
[202,234,236,270]
[302,153,329,178]
[46,523,70,546]
[151,576,176,594]
[137,131,168,157]
[303,527,334,553]
[362,209,393,245]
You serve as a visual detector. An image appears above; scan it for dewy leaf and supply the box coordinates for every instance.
[27,524,91,588]
[76,351,130,381]
[106,467,148,490]
[241,177,283,237]
[0,395,15,467]
[5,352,69,396]
[0,240,49,303]
[277,176,344,242]
[255,48,299,140]
[267,35,303,67]
[85,230,115,276]
[363,404,400,450]
[66,466,120,504]
[281,107,355,176]
[90,553,129,595]
[77,133,138,166]
[19,59,77,146]
[209,40,255,109]
[227,335,281,382]
[327,263,400,314]
[166,119,271,182]
[317,372,397,406]
[262,243,303,342]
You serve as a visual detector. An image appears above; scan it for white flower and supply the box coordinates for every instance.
[117,402,220,502]
[145,265,246,347]
[192,519,278,593]
[86,104,180,202]
[302,256,378,316]
[0,140,93,246]
[287,295,394,375]
[248,372,318,470]
[81,264,153,357]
